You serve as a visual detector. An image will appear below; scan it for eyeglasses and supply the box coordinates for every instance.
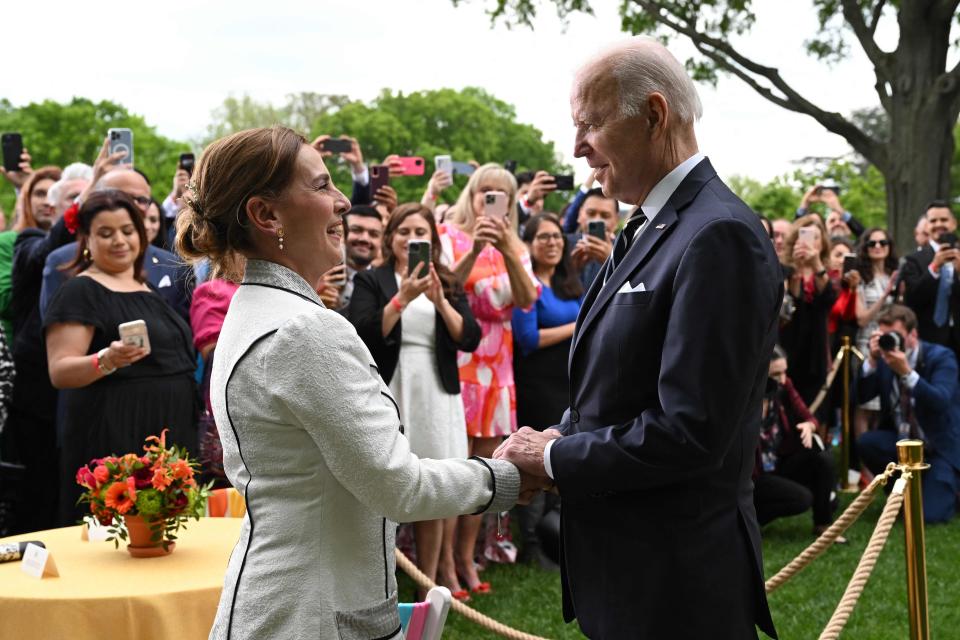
[130,195,152,209]
[534,233,563,243]
[865,239,890,248]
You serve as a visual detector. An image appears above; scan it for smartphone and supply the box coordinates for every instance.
[108,128,134,167]
[587,220,606,240]
[798,227,817,248]
[551,174,575,190]
[842,253,858,274]
[483,191,509,220]
[938,232,958,249]
[407,240,431,278]
[178,153,195,176]
[451,161,476,177]
[1,133,23,173]
[370,164,390,195]
[118,319,151,355]
[321,138,353,154]
[397,156,425,176]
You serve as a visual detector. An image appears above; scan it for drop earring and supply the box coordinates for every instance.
[83,247,90,261]
[277,226,285,251]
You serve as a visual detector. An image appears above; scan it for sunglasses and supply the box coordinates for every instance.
[865,239,890,248]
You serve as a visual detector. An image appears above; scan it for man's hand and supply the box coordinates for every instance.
[571,233,613,264]
[800,185,821,209]
[374,184,398,214]
[524,170,557,206]
[882,348,911,377]
[867,330,883,368]
[341,137,364,173]
[493,426,562,479]
[310,135,334,159]
[0,148,33,188]
[932,245,959,271]
[819,189,844,214]
[171,168,189,200]
[382,154,405,178]
[796,421,816,449]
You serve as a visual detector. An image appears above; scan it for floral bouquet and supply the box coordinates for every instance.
[76,430,212,550]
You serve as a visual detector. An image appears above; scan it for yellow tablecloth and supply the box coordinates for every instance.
[0,518,242,640]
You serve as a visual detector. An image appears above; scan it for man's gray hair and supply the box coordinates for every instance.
[48,162,94,203]
[594,38,703,126]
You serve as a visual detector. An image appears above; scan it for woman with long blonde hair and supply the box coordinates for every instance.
[440,163,539,594]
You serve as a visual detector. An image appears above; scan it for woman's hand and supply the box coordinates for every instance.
[797,421,816,449]
[884,270,899,296]
[397,264,432,305]
[471,216,502,255]
[103,340,148,369]
[487,215,511,253]
[792,242,811,265]
[424,264,446,307]
[427,170,452,199]
[0,148,33,188]
[843,269,861,288]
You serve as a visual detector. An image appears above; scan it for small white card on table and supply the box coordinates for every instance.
[20,543,59,579]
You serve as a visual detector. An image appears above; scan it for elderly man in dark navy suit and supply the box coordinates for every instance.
[495,38,781,639]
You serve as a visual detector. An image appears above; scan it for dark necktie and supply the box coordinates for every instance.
[611,211,648,270]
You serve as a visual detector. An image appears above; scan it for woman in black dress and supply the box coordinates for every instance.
[44,190,197,525]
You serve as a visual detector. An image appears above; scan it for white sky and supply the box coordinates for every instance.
[3,0,951,183]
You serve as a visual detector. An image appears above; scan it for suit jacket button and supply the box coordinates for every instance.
[570,409,580,423]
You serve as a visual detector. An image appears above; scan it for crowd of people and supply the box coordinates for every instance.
[0,119,957,603]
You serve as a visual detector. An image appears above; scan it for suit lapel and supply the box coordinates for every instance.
[374,265,399,301]
[569,157,718,363]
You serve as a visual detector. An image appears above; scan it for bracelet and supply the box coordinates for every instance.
[96,348,117,375]
[390,296,405,313]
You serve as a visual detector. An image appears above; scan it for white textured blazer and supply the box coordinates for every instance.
[208,260,519,640]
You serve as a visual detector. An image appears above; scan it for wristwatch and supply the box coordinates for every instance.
[97,348,117,375]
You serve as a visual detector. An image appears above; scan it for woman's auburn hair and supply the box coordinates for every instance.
[15,166,62,232]
[175,125,306,281]
[782,213,832,268]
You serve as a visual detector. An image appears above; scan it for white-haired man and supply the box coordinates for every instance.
[496,38,780,639]
[45,162,93,228]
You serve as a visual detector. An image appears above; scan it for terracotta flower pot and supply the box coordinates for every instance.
[123,514,175,558]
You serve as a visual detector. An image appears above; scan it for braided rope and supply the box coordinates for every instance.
[395,548,550,640]
[765,462,898,593]
[818,487,905,639]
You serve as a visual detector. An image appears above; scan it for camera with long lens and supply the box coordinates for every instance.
[878,331,904,352]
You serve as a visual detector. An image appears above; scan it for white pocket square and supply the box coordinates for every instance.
[617,281,646,294]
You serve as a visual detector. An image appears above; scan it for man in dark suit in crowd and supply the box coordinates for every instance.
[857,305,960,523]
[495,38,781,639]
[900,201,960,364]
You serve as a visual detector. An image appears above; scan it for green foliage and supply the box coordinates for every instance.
[729,158,888,228]
[0,98,190,217]
[203,92,350,143]
[311,87,570,207]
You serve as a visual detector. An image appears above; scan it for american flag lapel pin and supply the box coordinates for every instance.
[655,223,666,230]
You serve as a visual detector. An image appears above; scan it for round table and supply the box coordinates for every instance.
[0,517,242,640]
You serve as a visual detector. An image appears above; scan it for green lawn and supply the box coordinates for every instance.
[397,496,960,639]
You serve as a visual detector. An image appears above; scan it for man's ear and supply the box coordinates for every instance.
[246,196,278,237]
[646,92,669,134]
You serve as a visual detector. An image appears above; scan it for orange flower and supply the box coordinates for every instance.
[170,459,192,480]
[103,478,137,514]
[151,468,173,491]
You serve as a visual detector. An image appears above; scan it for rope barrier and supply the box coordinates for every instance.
[765,462,897,593]
[395,547,550,640]
[818,479,906,640]
[393,459,908,640]
[807,343,864,415]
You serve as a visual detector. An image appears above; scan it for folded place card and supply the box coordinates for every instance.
[20,543,59,579]
[81,516,112,542]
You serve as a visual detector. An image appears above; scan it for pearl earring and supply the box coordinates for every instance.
[277,226,285,251]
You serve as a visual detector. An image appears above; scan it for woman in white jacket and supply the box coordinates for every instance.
[176,126,527,640]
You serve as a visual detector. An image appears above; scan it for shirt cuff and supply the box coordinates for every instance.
[862,359,876,377]
[543,439,555,480]
[929,264,940,279]
[352,166,369,187]
[902,370,920,390]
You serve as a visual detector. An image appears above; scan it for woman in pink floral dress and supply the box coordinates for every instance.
[439,163,539,593]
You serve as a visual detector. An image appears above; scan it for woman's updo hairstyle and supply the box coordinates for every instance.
[176,125,306,280]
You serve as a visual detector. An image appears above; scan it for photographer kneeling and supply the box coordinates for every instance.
[857,305,960,523]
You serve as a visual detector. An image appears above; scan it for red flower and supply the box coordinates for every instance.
[76,465,97,490]
[151,468,173,491]
[63,202,80,235]
[132,465,153,490]
[93,465,110,485]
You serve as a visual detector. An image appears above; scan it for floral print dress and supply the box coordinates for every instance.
[440,223,541,438]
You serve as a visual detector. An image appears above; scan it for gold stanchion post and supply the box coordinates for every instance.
[839,337,855,491]
[898,439,930,640]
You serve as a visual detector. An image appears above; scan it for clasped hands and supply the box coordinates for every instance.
[494,427,563,505]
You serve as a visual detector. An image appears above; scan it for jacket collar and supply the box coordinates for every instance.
[242,259,324,307]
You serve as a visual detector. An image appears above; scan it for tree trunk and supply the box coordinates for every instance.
[883,2,959,251]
